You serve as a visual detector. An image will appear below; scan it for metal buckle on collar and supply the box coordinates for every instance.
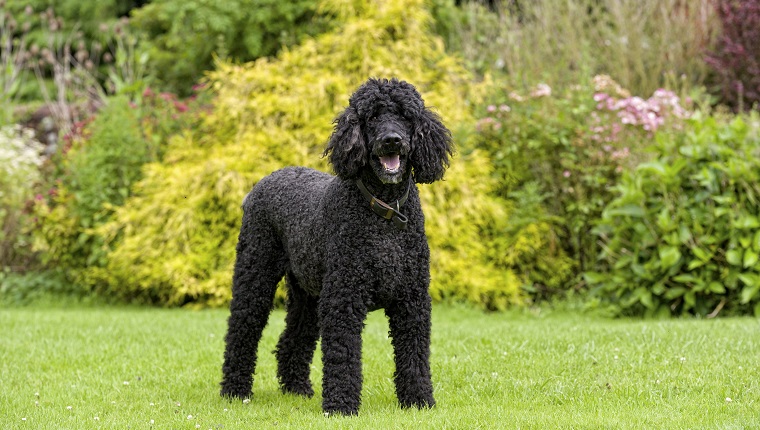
[356,179,409,230]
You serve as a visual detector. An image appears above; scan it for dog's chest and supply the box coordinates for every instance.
[361,237,425,309]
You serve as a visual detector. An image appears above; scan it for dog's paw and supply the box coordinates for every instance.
[322,407,359,417]
[219,385,252,401]
[399,397,435,410]
[322,400,360,416]
[281,383,314,398]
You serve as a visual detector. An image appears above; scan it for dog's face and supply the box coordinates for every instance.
[364,109,412,184]
[324,78,453,184]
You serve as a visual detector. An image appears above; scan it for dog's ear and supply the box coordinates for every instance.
[323,106,367,179]
[410,108,453,184]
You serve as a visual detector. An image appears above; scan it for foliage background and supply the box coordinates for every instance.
[2,0,760,316]
[85,0,524,309]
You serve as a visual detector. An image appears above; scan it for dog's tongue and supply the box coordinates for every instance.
[380,154,400,171]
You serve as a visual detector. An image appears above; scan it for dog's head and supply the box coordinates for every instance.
[324,78,453,184]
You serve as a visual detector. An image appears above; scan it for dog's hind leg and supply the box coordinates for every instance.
[220,207,286,400]
[275,273,320,397]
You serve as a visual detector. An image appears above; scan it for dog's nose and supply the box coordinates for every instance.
[381,132,402,145]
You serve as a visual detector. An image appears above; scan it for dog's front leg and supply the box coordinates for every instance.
[385,287,435,409]
[319,277,368,416]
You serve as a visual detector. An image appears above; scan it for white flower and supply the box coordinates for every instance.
[242,398,251,404]
[726,397,732,403]
[66,406,72,410]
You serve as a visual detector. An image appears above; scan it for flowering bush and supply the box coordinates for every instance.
[474,77,690,296]
[589,113,760,317]
[0,125,43,269]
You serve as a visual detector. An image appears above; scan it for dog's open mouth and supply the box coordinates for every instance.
[379,153,401,172]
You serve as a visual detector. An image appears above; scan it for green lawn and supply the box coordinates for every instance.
[1,304,758,429]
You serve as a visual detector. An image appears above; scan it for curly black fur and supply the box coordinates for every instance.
[220,78,453,415]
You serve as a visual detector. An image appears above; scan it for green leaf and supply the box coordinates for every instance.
[691,246,711,262]
[659,246,682,269]
[583,272,605,285]
[679,225,692,244]
[726,249,743,266]
[606,205,645,218]
[738,273,760,288]
[744,249,759,268]
[637,161,667,176]
[652,282,666,295]
[734,215,760,229]
[740,236,752,249]
[664,287,687,299]
[684,291,696,307]
[687,259,706,270]
[657,209,674,232]
[637,288,654,309]
[740,285,760,304]
[673,274,699,284]
[708,282,725,294]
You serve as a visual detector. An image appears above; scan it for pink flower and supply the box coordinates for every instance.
[509,91,526,102]
[530,83,552,98]
[174,101,188,112]
[487,105,496,113]
[563,170,571,178]
[499,104,511,112]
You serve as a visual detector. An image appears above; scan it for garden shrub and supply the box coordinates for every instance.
[589,113,760,317]
[29,96,147,276]
[89,0,526,309]
[28,91,204,284]
[0,125,43,269]
[0,268,87,305]
[129,0,332,96]
[473,77,690,297]
[705,0,760,111]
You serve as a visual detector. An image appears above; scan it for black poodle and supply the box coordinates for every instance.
[220,78,453,416]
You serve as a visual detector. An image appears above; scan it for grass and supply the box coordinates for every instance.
[1,304,758,429]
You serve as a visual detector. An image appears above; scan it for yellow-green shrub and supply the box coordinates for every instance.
[89,0,525,309]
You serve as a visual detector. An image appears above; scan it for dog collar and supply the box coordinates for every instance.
[355,178,409,230]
